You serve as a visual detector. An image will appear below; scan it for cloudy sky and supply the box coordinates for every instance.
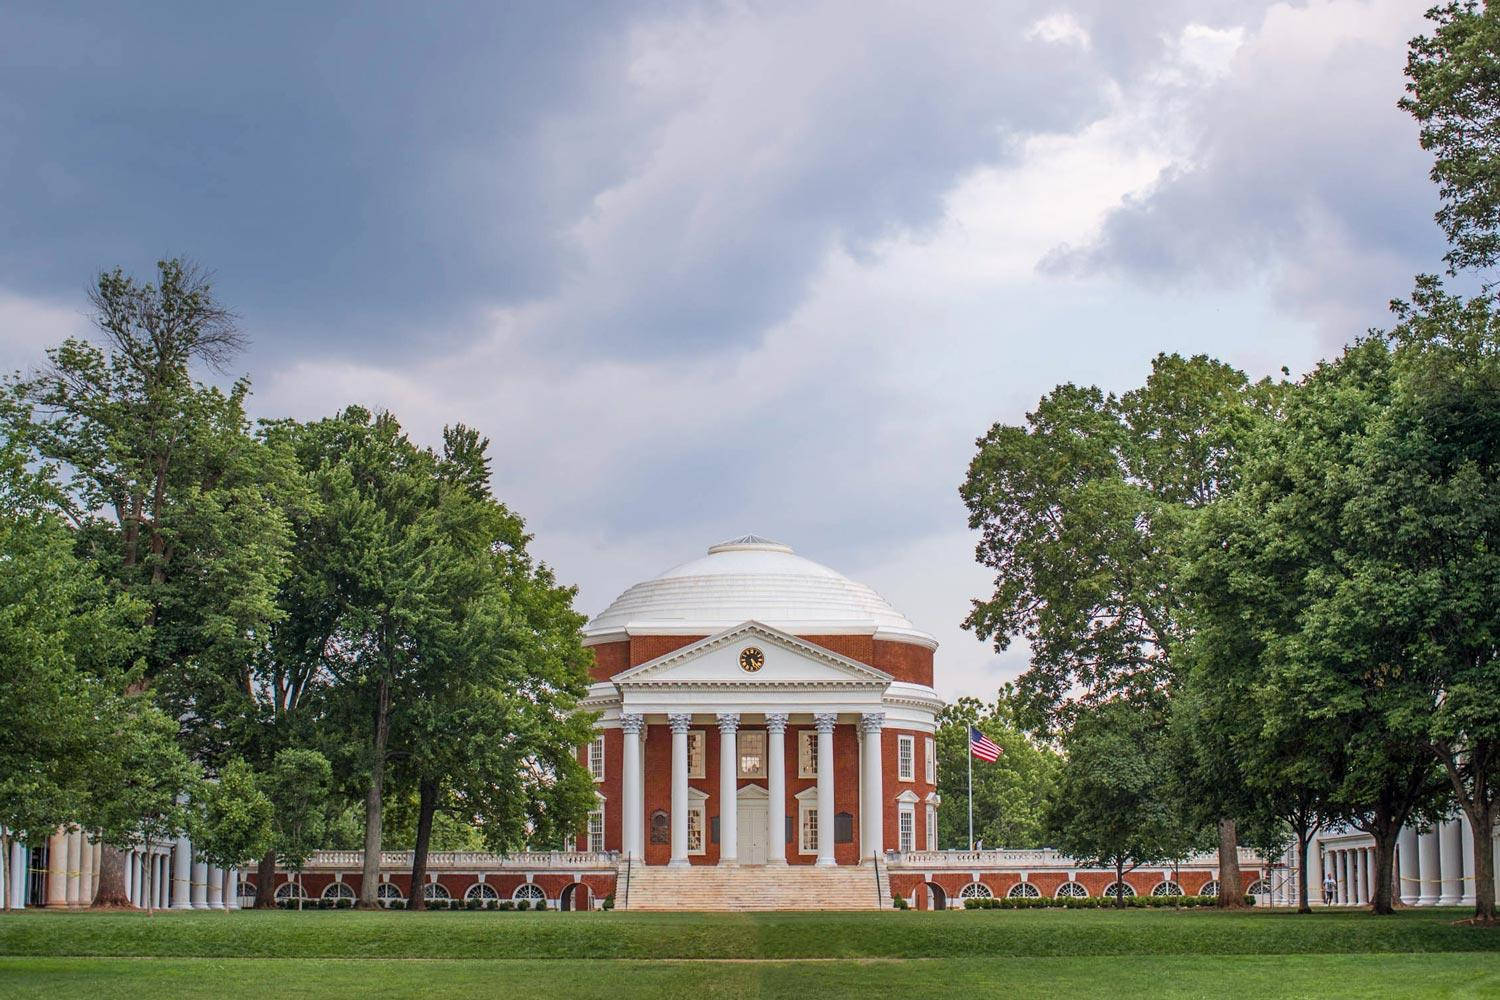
[0,1,1449,697]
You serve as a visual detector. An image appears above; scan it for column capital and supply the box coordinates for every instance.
[764,712,789,735]
[813,712,839,734]
[620,713,646,735]
[716,713,740,733]
[859,712,886,734]
[668,713,694,735]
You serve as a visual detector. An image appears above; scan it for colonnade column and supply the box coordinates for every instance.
[858,713,885,861]
[668,714,692,869]
[8,841,26,908]
[208,865,224,909]
[126,851,137,908]
[228,867,241,909]
[1418,828,1441,906]
[65,830,81,906]
[620,714,645,861]
[1438,819,1462,906]
[1460,812,1476,906]
[191,857,208,908]
[46,831,67,907]
[1341,850,1353,904]
[171,835,193,909]
[1308,843,1323,906]
[1397,827,1419,904]
[1353,848,1366,905]
[717,714,739,866]
[765,714,788,866]
[814,713,838,867]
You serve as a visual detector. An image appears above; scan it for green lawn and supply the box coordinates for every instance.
[1,908,1496,999]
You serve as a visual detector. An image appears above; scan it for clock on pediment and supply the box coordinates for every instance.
[738,646,765,673]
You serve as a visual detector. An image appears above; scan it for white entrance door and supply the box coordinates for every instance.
[738,790,769,865]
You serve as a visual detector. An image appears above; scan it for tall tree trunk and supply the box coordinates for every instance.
[221,867,233,913]
[144,839,155,916]
[91,846,134,908]
[1370,827,1399,915]
[408,778,438,912]
[1,831,10,912]
[1114,858,1126,909]
[358,675,391,910]
[1296,828,1313,915]
[255,849,277,908]
[1465,801,1496,925]
[1215,818,1246,908]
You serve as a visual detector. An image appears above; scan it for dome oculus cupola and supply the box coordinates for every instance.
[583,535,936,648]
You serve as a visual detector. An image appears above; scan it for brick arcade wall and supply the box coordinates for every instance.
[879,727,937,854]
[275,870,616,909]
[889,867,1263,909]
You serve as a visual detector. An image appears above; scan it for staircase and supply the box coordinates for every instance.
[621,862,889,911]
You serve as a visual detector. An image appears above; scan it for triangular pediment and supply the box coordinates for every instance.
[613,621,893,689]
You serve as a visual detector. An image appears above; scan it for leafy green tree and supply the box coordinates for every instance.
[0,433,146,907]
[961,353,1278,904]
[256,749,333,908]
[1046,702,1189,907]
[190,758,274,911]
[1402,1,1500,277]
[393,426,595,908]
[4,259,294,906]
[934,690,1061,850]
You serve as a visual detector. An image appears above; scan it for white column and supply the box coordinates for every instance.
[1460,812,1476,907]
[172,836,193,909]
[46,831,68,908]
[668,713,692,869]
[814,713,838,867]
[765,714,788,866]
[191,858,208,908]
[1397,826,1419,905]
[717,714,739,866]
[9,842,26,908]
[125,851,137,908]
[65,830,81,906]
[1439,819,1462,905]
[1340,850,1352,904]
[1308,842,1323,906]
[158,855,170,910]
[90,841,101,899]
[1352,848,1365,905]
[1418,828,1441,906]
[620,714,645,861]
[228,867,241,909]
[208,865,224,909]
[859,713,885,861]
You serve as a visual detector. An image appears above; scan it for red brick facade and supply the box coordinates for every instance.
[586,634,934,686]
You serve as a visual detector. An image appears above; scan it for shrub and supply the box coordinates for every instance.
[891,895,908,909]
[602,894,615,911]
[516,899,531,911]
[1243,894,1256,907]
[485,899,497,911]
[466,897,483,911]
[499,900,514,911]
[388,899,406,911]
[336,898,353,909]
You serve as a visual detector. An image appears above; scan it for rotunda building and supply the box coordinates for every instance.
[579,535,944,868]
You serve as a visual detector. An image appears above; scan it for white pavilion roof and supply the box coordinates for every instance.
[583,535,936,648]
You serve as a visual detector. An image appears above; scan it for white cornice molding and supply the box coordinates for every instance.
[612,620,895,689]
[583,621,938,652]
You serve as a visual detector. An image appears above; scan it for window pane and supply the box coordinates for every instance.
[688,731,705,778]
[687,806,704,852]
[739,731,766,777]
[801,807,818,852]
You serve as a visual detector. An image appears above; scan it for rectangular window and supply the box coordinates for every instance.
[925,805,937,852]
[898,735,915,781]
[798,731,819,778]
[688,730,706,779]
[799,803,818,854]
[738,731,766,777]
[588,735,605,782]
[687,802,706,854]
[899,808,915,853]
[925,737,936,784]
[587,809,604,853]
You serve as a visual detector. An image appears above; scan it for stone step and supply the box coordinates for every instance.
[620,863,888,911]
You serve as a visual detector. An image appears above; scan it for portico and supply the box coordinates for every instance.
[606,622,901,868]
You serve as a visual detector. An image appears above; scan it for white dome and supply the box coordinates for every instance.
[584,535,935,647]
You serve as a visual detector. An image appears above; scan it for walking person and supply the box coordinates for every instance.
[1322,868,1337,906]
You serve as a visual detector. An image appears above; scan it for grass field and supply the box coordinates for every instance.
[1,907,1496,998]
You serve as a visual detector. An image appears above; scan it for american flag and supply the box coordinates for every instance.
[970,727,1002,762]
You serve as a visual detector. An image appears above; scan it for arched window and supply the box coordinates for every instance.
[321,881,356,901]
[274,881,304,901]
[1199,880,1219,897]
[513,883,547,905]
[423,882,451,901]
[1101,881,1136,898]
[1151,880,1183,897]
[236,880,257,906]
[958,881,993,900]
[465,883,500,902]
[1055,881,1088,899]
[1247,878,1271,895]
[377,883,405,907]
[1007,882,1041,898]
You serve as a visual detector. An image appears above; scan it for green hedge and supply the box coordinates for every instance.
[960,894,1254,910]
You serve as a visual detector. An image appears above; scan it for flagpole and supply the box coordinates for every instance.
[967,733,974,852]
